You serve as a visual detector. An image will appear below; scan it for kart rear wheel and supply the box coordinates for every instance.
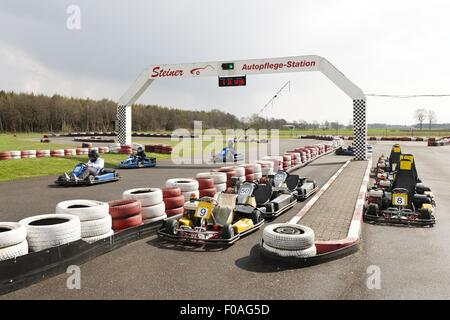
[251,210,262,225]
[165,219,179,236]
[221,224,234,239]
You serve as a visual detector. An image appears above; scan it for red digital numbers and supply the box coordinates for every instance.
[218,76,246,87]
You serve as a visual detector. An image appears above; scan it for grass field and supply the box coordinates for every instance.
[278,128,450,138]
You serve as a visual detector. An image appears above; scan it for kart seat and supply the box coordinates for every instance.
[400,154,420,182]
[286,174,300,191]
[392,159,416,201]
[253,184,273,206]
[389,144,401,172]
[101,168,115,174]
[214,193,237,226]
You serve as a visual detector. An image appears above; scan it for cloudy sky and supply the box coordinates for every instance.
[1,0,450,125]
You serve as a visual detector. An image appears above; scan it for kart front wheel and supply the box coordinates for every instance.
[221,224,235,239]
[366,203,379,216]
[251,210,262,225]
[165,219,179,236]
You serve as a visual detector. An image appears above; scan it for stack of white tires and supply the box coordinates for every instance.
[232,166,246,183]
[10,151,21,160]
[261,223,316,258]
[123,188,167,224]
[0,222,28,261]
[56,200,113,244]
[166,179,199,201]
[20,214,81,252]
[109,143,121,154]
[257,160,274,176]
[251,163,262,181]
[196,172,227,193]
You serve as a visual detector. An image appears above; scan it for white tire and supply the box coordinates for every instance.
[263,223,315,250]
[123,188,163,207]
[0,222,27,248]
[182,190,199,201]
[252,163,262,173]
[56,200,109,221]
[166,179,199,192]
[233,166,245,177]
[0,240,28,261]
[214,183,227,193]
[80,215,112,238]
[10,151,20,157]
[20,214,81,252]
[143,213,167,224]
[262,168,274,176]
[262,241,317,258]
[82,230,114,244]
[196,172,227,184]
[254,172,262,180]
[141,202,166,219]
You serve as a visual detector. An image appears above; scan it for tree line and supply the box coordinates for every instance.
[0,91,292,133]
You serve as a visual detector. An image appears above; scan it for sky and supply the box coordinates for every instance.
[1,0,450,125]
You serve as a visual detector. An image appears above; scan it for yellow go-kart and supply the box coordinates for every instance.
[158,183,264,244]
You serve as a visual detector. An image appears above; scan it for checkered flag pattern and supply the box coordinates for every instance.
[352,99,367,160]
[117,105,128,145]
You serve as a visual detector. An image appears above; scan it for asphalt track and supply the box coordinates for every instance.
[1,140,449,299]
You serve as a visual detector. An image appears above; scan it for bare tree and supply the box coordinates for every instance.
[414,108,427,130]
[427,110,437,131]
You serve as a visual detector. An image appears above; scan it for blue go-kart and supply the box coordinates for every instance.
[55,163,119,186]
[336,144,372,156]
[118,155,156,169]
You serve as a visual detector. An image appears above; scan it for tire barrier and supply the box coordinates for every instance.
[145,144,173,154]
[261,223,316,258]
[19,214,81,252]
[0,222,28,261]
[55,200,113,243]
[0,151,11,161]
[196,177,217,198]
[120,145,133,155]
[50,149,64,157]
[166,179,199,201]
[428,137,450,147]
[122,188,166,225]
[10,151,21,160]
[108,199,142,219]
[162,187,185,217]
[36,150,50,158]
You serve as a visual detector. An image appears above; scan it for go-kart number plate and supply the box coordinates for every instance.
[392,194,408,206]
[194,202,214,219]
[74,166,82,173]
[239,186,252,196]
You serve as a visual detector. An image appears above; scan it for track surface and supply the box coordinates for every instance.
[1,140,449,299]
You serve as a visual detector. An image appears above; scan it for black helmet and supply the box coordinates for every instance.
[88,149,99,161]
[137,146,143,152]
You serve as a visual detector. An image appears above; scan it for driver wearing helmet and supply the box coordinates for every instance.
[87,149,104,176]
[135,146,147,163]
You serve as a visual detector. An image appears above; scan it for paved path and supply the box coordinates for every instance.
[299,160,367,241]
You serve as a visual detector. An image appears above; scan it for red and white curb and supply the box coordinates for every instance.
[289,160,351,225]
[288,159,372,254]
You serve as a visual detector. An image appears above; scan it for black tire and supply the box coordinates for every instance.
[221,224,235,239]
[366,203,379,216]
[251,210,262,225]
[419,208,432,220]
[166,219,179,236]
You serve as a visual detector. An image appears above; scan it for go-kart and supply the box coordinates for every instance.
[118,155,156,169]
[254,171,299,219]
[364,157,435,227]
[158,184,264,244]
[211,147,244,163]
[55,163,119,186]
[336,144,372,156]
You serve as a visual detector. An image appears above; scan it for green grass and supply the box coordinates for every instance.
[278,129,450,138]
[0,133,74,152]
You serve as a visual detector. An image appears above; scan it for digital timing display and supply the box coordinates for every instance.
[218,76,246,87]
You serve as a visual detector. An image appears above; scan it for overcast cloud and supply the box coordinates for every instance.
[1,0,450,125]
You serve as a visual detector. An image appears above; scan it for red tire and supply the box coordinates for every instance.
[165,207,184,217]
[245,174,255,182]
[0,152,11,157]
[108,199,142,219]
[218,167,235,173]
[241,165,254,175]
[21,151,29,158]
[112,213,143,231]
[222,170,237,179]
[0,156,11,161]
[163,195,185,210]
[162,187,181,198]
[196,178,214,189]
[199,188,217,197]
